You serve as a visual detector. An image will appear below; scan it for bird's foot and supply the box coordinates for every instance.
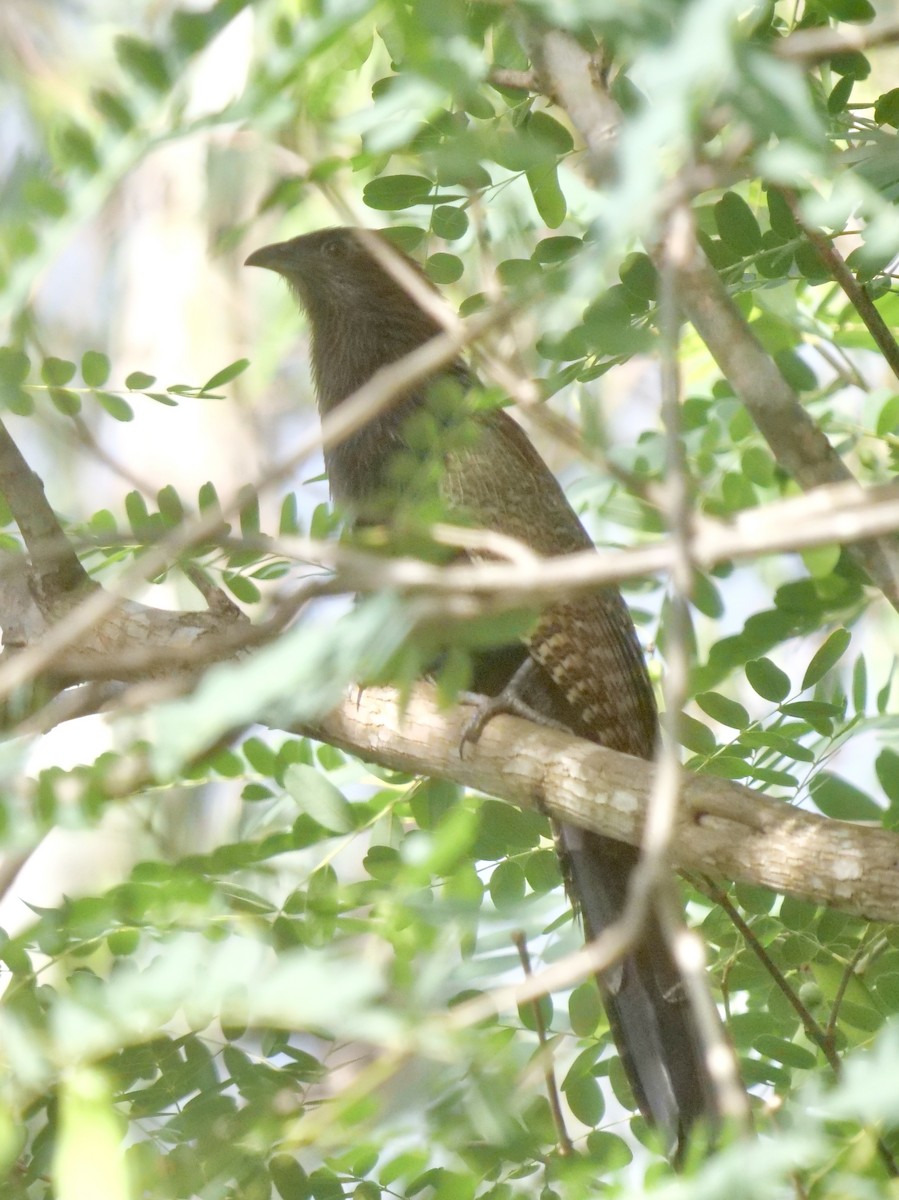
[458,659,569,756]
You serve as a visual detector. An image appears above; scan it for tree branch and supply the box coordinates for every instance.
[0,417,92,602]
[775,15,899,62]
[303,684,899,924]
[780,188,899,385]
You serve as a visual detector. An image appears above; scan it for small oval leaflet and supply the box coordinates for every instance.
[284,763,355,834]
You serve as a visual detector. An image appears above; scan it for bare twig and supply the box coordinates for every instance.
[780,188,899,384]
[775,16,899,63]
[650,207,748,1127]
[488,68,541,92]
[700,878,899,1177]
[512,932,573,1156]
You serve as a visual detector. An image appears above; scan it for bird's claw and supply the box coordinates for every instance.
[458,688,570,758]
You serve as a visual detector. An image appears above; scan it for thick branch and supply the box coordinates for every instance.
[0,418,91,600]
[305,684,899,924]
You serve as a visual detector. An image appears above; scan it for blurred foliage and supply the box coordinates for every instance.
[1,0,899,1198]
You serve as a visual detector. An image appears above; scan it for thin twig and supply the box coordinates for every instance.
[699,877,899,1178]
[825,935,870,1047]
[655,205,749,1128]
[775,16,899,62]
[780,188,899,385]
[512,932,573,1156]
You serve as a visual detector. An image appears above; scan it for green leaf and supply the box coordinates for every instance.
[431,205,469,240]
[568,981,602,1037]
[0,346,30,385]
[271,1155,310,1200]
[800,543,840,580]
[526,110,574,155]
[619,252,658,302]
[823,0,875,20]
[801,628,851,690]
[810,772,882,820]
[49,387,81,415]
[585,1129,632,1168]
[741,446,776,486]
[57,122,100,172]
[677,713,717,755]
[532,236,580,263]
[696,692,750,730]
[0,383,32,415]
[41,357,76,386]
[766,187,798,238]
[876,394,899,437]
[425,253,463,284]
[157,485,184,525]
[81,351,110,388]
[754,1036,817,1070]
[794,241,831,283]
[746,657,791,702]
[518,991,553,1033]
[420,801,477,878]
[692,572,724,619]
[124,490,151,535]
[876,749,899,806]
[170,4,238,56]
[280,493,301,535]
[488,859,526,908]
[92,87,134,132]
[524,848,560,893]
[563,1075,604,1126]
[778,701,838,737]
[775,349,817,392]
[94,390,134,421]
[526,163,566,228]
[828,75,855,115]
[224,573,261,604]
[714,192,762,255]
[125,370,156,390]
[284,763,355,833]
[115,35,172,92]
[201,358,250,392]
[362,175,434,210]
[380,225,427,251]
[874,88,899,128]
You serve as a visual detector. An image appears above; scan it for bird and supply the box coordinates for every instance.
[246,226,721,1154]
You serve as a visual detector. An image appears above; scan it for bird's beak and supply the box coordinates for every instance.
[244,241,293,275]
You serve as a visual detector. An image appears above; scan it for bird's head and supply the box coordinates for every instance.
[244,226,436,325]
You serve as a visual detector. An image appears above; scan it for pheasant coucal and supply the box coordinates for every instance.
[246,226,721,1153]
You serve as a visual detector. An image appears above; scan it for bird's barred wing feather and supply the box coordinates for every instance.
[446,408,657,758]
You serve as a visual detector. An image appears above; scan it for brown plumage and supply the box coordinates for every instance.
[246,227,719,1153]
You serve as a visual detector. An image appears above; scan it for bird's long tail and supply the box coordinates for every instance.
[557,824,715,1153]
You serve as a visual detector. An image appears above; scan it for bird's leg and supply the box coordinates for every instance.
[459,656,571,754]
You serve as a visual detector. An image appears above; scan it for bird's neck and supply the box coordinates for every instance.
[307,298,438,510]
[308,300,438,416]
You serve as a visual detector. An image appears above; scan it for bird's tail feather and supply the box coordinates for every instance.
[558,824,716,1152]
